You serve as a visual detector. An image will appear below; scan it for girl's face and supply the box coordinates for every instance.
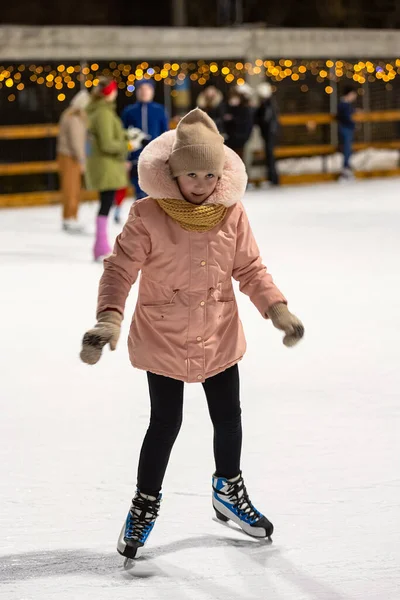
[177,171,219,205]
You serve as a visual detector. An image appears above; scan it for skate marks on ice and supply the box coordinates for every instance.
[0,549,122,584]
[0,536,262,584]
[121,534,277,600]
[142,536,359,600]
[0,538,269,600]
[0,539,357,599]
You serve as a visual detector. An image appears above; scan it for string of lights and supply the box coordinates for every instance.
[0,58,399,102]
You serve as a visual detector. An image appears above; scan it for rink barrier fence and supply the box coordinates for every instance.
[1,110,399,141]
[2,140,400,178]
[1,110,400,207]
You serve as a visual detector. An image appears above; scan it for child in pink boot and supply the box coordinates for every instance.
[85,78,128,261]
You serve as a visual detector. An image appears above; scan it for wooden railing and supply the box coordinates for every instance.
[0,124,59,140]
[279,109,400,126]
[1,110,400,207]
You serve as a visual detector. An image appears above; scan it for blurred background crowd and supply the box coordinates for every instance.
[1,0,400,251]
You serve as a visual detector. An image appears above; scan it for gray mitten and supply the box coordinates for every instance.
[268,303,304,347]
[80,311,122,365]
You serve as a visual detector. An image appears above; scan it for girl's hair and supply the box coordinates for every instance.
[91,77,115,99]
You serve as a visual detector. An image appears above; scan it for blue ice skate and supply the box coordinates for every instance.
[212,473,273,538]
[117,491,161,559]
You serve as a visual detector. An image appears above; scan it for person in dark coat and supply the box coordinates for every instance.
[196,86,225,134]
[255,82,280,186]
[118,81,169,214]
[337,85,357,179]
[223,87,254,160]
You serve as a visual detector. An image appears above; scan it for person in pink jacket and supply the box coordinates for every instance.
[80,108,304,561]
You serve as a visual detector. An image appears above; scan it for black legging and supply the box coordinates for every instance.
[98,190,116,217]
[137,365,242,496]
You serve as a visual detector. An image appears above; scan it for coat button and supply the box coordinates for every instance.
[200,301,205,306]
[200,260,206,266]
[197,336,202,342]
[197,375,202,380]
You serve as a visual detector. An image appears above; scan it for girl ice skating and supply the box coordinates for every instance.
[80,108,304,560]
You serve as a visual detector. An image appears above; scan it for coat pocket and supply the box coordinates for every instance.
[208,286,234,304]
[208,288,235,320]
[141,289,179,309]
[139,291,182,331]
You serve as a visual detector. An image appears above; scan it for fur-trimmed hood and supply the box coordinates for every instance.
[138,129,247,207]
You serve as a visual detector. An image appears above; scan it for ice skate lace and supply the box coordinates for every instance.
[225,479,261,521]
[126,495,160,540]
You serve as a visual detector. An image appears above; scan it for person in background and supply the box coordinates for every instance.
[223,86,254,160]
[57,90,90,233]
[196,85,225,134]
[255,82,280,186]
[86,78,128,261]
[116,80,169,221]
[337,86,358,179]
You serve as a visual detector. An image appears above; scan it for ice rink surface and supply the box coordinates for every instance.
[1,179,399,599]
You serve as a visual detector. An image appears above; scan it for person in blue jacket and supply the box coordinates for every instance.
[118,81,169,212]
[337,86,358,179]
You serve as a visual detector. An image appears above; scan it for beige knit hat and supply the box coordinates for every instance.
[169,108,225,177]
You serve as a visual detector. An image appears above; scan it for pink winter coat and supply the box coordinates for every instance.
[97,131,286,383]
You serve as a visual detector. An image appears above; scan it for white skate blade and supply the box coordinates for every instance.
[123,557,135,570]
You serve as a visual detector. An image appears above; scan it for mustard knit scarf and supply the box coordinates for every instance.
[156,198,228,232]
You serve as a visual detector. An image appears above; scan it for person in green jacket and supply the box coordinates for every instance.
[86,78,128,261]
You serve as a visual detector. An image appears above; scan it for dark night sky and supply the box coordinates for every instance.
[2,0,400,28]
